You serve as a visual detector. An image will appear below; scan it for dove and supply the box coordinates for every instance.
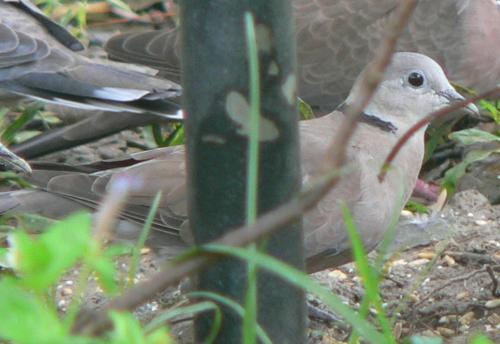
[106,0,500,112]
[0,0,181,118]
[0,53,478,272]
[11,0,498,158]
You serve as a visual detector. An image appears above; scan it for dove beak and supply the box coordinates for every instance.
[438,89,479,117]
[0,143,31,174]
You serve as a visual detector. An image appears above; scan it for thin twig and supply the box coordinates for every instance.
[414,264,500,307]
[486,265,499,297]
[72,0,418,335]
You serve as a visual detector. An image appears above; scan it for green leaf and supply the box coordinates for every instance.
[298,97,315,120]
[442,149,497,195]
[89,256,118,294]
[479,99,500,125]
[0,278,66,343]
[110,311,172,344]
[405,200,429,214]
[243,13,261,344]
[13,213,56,234]
[128,192,162,288]
[470,334,495,344]
[109,311,147,344]
[106,0,134,14]
[449,128,500,145]
[341,204,395,344]
[424,121,455,162]
[13,212,92,291]
[0,107,9,123]
[1,104,42,144]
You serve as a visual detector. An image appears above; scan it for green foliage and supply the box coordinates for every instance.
[36,0,136,38]
[10,212,92,292]
[0,278,66,343]
[298,97,315,119]
[424,120,456,163]
[243,12,261,344]
[127,191,162,288]
[1,104,43,145]
[442,128,500,194]
[109,311,172,344]
[147,123,186,147]
[341,203,394,343]
[449,128,500,145]
[470,334,495,344]
[0,212,175,343]
[405,200,429,214]
[479,99,500,125]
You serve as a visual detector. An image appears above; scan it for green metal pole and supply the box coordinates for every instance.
[180,1,305,342]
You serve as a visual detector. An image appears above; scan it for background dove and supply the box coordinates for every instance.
[10,0,497,158]
[0,0,181,117]
[106,0,500,113]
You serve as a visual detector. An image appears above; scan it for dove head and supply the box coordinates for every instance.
[347,52,477,132]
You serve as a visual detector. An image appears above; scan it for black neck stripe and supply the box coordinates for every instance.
[335,102,398,133]
[359,112,398,133]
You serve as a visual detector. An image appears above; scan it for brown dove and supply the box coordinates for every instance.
[0,53,478,272]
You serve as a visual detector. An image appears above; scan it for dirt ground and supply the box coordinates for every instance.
[308,189,499,343]
[43,130,499,344]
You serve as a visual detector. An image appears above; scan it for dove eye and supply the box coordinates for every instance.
[407,72,425,87]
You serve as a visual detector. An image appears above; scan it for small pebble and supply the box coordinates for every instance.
[393,321,403,339]
[57,300,67,311]
[401,210,413,218]
[421,330,437,337]
[409,258,430,267]
[417,251,436,260]
[437,327,454,337]
[459,311,475,325]
[438,316,450,324]
[474,219,488,226]
[408,293,419,303]
[487,313,500,326]
[485,299,500,309]
[328,270,347,281]
[61,287,73,296]
[456,291,470,300]
[391,259,408,266]
[443,255,456,266]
